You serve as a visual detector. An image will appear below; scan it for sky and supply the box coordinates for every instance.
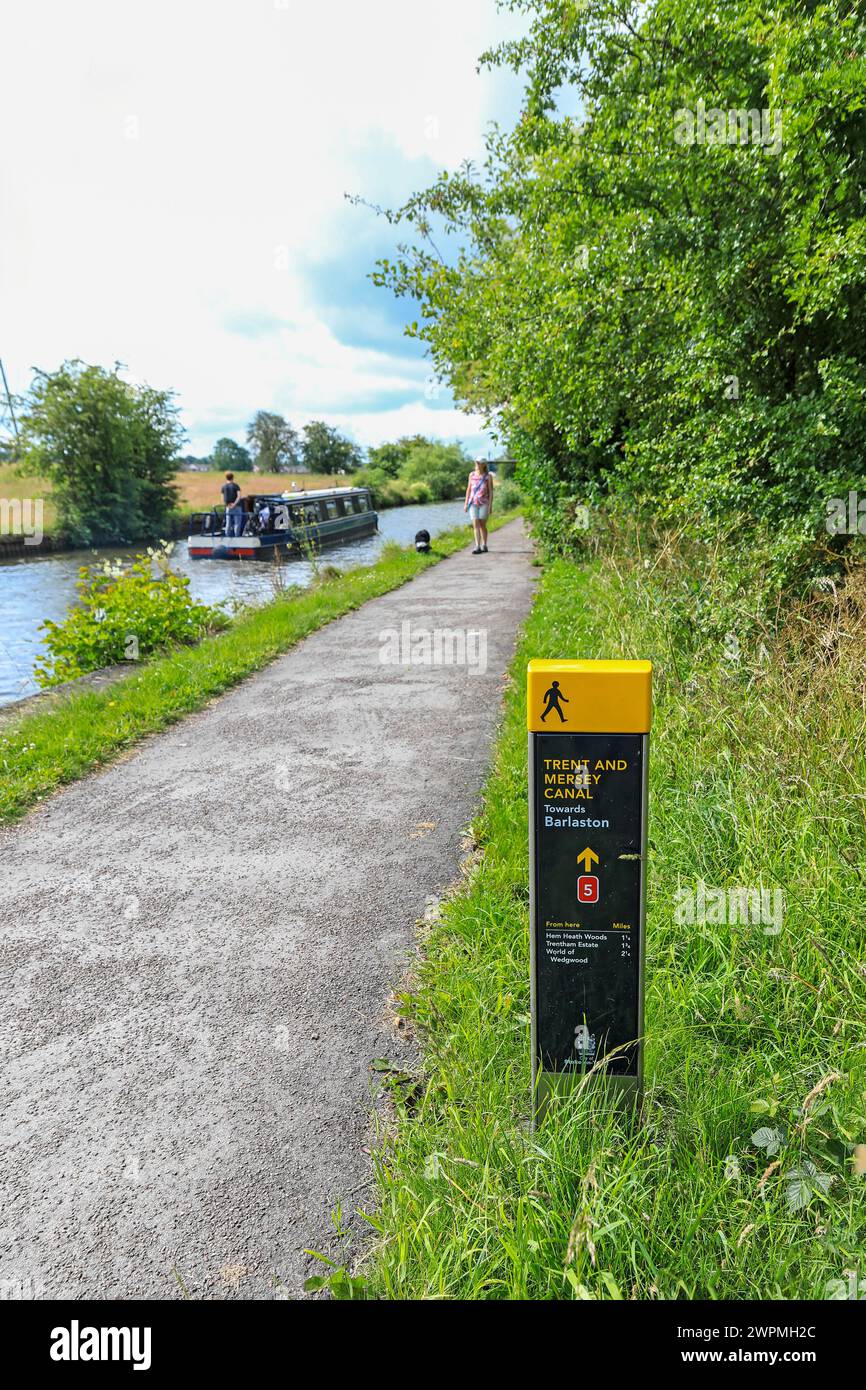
[0,0,527,459]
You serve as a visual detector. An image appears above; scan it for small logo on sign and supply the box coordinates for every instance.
[574,1024,596,1053]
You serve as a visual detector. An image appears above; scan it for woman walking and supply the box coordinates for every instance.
[464,459,493,554]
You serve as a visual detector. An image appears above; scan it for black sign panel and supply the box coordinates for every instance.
[533,733,644,1076]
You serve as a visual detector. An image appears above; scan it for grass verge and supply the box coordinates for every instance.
[362,530,866,1300]
[0,512,519,823]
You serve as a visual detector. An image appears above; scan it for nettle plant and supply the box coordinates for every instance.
[740,1073,865,1217]
[36,542,226,687]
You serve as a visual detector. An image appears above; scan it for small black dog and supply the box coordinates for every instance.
[414,529,431,553]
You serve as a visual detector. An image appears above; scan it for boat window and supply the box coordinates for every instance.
[356,494,370,512]
[324,500,339,520]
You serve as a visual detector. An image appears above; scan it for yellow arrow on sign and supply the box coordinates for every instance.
[577,847,599,872]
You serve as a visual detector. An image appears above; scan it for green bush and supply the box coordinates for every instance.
[375,479,413,508]
[36,543,226,687]
[403,480,433,504]
[494,479,523,510]
[400,442,468,499]
[351,471,430,508]
[351,468,396,508]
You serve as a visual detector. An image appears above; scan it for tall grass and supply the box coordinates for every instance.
[362,527,866,1300]
[172,470,337,511]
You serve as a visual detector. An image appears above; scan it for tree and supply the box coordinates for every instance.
[245,411,301,473]
[211,437,252,472]
[300,420,362,475]
[19,360,182,545]
[366,435,431,478]
[375,0,866,552]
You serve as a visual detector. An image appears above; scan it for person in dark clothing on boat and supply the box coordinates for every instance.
[221,472,244,538]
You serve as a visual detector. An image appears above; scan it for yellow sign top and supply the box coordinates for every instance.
[527,659,652,733]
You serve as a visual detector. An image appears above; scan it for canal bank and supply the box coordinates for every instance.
[0,517,536,1299]
[0,511,521,821]
[0,498,470,708]
[0,509,192,561]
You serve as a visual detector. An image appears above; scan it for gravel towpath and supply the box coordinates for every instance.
[0,518,536,1299]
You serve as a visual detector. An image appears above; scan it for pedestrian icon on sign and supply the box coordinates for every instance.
[540,681,569,723]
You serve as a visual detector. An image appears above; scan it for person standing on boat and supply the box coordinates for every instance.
[464,459,493,554]
[221,472,244,538]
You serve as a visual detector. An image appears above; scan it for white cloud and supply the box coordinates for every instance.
[0,0,523,454]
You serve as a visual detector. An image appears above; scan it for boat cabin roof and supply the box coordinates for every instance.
[255,486,372,503]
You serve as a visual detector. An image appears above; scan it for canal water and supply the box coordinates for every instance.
[0,499,469,708]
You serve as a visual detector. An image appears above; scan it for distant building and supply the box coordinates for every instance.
[177,455,211,472]
[251,460,310,474]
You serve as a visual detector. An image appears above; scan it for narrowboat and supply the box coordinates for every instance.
[188,486,378,560]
